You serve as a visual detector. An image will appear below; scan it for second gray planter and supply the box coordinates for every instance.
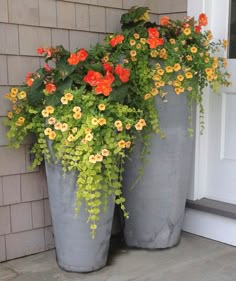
[123,91,195,249]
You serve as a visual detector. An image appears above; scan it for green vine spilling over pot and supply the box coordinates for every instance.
[4,7,230,237]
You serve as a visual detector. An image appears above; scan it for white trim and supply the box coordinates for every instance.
[183,208,236,246]
[187,0,209,200]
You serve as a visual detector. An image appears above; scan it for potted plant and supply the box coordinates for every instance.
[104,7,230,249]
[3,43,147,271]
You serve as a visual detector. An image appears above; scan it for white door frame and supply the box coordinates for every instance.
[187,0,230,201]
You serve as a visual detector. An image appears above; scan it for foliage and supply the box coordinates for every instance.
[3,7,231,237]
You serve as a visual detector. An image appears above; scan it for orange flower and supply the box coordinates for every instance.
[198,13,208,26]
[68,53,80,65]
[147,27,159,38]
[45,83,56,94]
[195,25,201,33]
[115,65,130,83]
[83,70,102,86]
[147,37,164,49]
[109,34,124,47]
[160,16,169,26]
[95,80,112,96]
[76,48,88,61]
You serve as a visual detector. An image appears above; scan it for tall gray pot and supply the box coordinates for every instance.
[45,161,115,272]
[123,91,195,249]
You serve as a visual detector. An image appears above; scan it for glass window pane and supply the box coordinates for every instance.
[229,0,236,58]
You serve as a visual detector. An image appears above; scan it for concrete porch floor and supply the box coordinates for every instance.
[1,232,236,281]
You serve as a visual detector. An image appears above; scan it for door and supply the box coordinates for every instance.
[183,0,236,245]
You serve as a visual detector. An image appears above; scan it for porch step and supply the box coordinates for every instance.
[186,198,236,220]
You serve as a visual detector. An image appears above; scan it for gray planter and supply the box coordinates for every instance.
[45,160,115,272]
[123,91,195,249]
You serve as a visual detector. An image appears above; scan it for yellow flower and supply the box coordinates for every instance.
[133,33,140,39]
[44,128,52,135]
[10,91,17,98]
[48,131,56,140]
[117,126,123,132]
[174,63,181,72]
[11,88,18,95]
[45,106,54,114]
[18,91,26,99]
[187,87,193,91]
[140,38,146,44]
[159,81,165,86]
[157,69,164,75]
[136,43,141,49]
[73,106,81,112]
[125,141,131,148]
[207,74,213,81]
[138,119,146,127]
[85,128,91,134]
[81,138,87,144]
[64,92,73,101]
[160,48,166,55]
[54,122,62,130]
[17,116,25,124]
[89,155,96,164]
[15,108,21,114]
[153,75,161,81]
[190,46,198,53]
[223,40,228,49]
[125,124,131,130]
[85,133,93,142]
[95,154,103,162]
[130,50,137,57]
[169,38,176,44]
[42,109,49,117]
[155,63,161,69]
[73,111,82,120]
[91,117,98,125]
[186,55,192,61]
[223,58,228,68]
[67,134,75,142]
[173,80,181,87]
[185,72,193,79]
[118,140,126,148]
[131,57,137,62]
[102,55,109,62]
[98,104,106,111]
[130,39,136,46]
[7,112,13,119]
[61,97,68,104]
[207,30,213,40]
[72,127,78,134]
[135,123,143,131]
[183,27,191,36]
[61,123,68,132]
[114,120,122,128]
[165,66,173,73]
[48,117,56,125]
[98,118,106,126]
[144,93,151,100]
[177,75,184,81]
[174,88,182,95]
[205,57,209,63]
[151,88,158,96]
[205,68,213,75]
[150,50,159,58]
[101,149,110,156]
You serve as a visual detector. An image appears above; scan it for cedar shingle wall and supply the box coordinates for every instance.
[0,0,187,261]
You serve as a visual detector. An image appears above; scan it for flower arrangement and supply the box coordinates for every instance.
[4,7,230,237]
